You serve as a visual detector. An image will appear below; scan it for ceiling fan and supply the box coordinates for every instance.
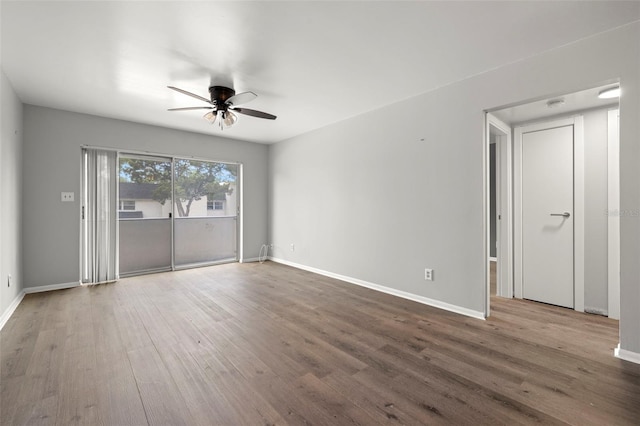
[167,85,277,129]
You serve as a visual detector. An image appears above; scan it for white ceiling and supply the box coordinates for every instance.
[2,1,638,144]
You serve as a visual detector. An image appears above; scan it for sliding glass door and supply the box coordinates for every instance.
[118,155,173,276]
[115,154,239,277]
[173,159,238,268]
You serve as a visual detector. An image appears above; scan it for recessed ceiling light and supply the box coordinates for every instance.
[598,86,620,99]
[546,98,565,108]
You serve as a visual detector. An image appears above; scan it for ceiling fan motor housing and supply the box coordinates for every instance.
[209,86,236,105]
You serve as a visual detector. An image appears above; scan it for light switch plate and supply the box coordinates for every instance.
[61,192,75,202]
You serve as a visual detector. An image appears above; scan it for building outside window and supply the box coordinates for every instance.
[120,200,136,210]
[207,199,224,210]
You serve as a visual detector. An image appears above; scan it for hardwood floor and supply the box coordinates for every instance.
[490,260,496,295]
[2,261,639,425]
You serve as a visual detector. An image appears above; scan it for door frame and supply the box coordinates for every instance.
[513,116,585,312]
[486,114,513,317]
[171,155,241,270]
[607,108,620,319]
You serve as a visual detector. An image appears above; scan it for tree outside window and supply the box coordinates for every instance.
[119,158,236,217]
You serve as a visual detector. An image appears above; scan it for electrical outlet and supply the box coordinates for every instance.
[290,243,295,252]
[61,192,75,202]
[424,268,434,281]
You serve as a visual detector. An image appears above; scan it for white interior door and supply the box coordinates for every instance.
[521,125,574,308]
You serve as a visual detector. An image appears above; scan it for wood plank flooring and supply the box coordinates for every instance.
[2,261,639,425]
[490,260,497,295]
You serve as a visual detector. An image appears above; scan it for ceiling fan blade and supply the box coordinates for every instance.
[168,106,214,111]
[232,107,277,120]
[232,108,277,120]
[226,91,257,106]
[167,86,212,104]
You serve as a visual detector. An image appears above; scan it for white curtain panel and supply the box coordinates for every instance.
[82,148,117,284]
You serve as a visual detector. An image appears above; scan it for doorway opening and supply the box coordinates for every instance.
[485,82,620,319]
[485,115,512,317]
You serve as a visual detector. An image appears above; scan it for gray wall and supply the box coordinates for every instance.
[583,108,611,315]
[22,106,269,288]
[269,23,640,353]
[0,69,23,318]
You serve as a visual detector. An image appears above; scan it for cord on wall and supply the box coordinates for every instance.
[259,244,270,263]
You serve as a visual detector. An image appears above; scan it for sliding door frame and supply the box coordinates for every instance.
[117,152,174,278]
[81,145,243,279]
[172,154,241,270]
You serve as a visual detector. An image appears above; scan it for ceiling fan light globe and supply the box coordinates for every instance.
[203,111,217,124]
[223,111,237,127]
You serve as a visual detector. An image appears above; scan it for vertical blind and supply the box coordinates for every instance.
[82,148,117,284]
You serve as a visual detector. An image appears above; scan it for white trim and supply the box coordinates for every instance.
[514,116,585,311]
[23,281,80,294]
[483,114,490,317]
[489,257,497,262]
[268,257,485,320]
[574,116,585,312]
[238,164,244,263]
[240,257,261,263]
[514,125,524,299]
[0,291,25,331]
[79,149,84,285]
[607,109,620,320]
[487,114,513,301]
[515,118,575,134]
[614,344,640,365]
[81,144,243,169]
[116,151,122,279]
[169,155,174,271]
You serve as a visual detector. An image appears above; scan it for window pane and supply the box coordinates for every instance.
[119,157,172,219]
[173,159,237,218]
[119,219,172,274]
[174,217,237,265]
[118,156,172,275]
[174,159,238,266]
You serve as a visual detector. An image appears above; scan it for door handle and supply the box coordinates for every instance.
[550,212,571,218]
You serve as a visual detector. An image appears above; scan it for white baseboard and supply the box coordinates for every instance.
[268,257,485,320]
[240,257,262,263]
[489,257,497,262]
[0,291,25,331]
[615,344,640,365]
[23,281,80,294]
